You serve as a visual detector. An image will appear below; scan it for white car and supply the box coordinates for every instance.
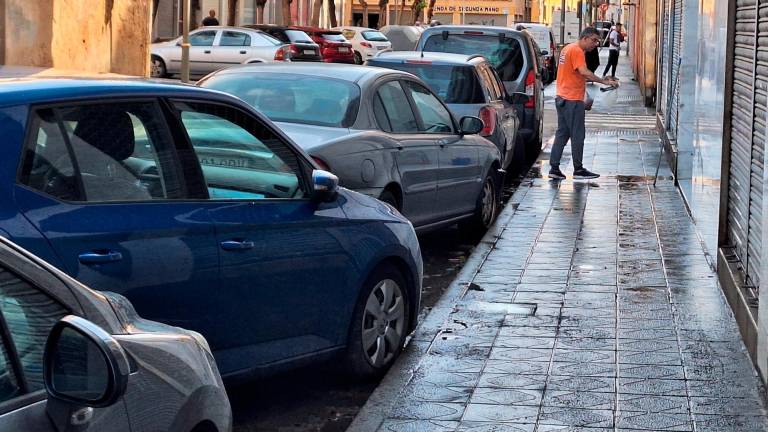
[150,26,288,78]
[332,26,392,64]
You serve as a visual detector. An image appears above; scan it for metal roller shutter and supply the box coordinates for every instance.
[726,0,757,286]
[668,0,683,136]
[659,0,670,118]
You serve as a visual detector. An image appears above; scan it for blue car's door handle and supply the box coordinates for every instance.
[220,240,255,251]
[78,250,123,264]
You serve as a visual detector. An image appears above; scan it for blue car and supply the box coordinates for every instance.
[0,69,422,380]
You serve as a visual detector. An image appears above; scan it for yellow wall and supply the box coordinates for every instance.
[2,0,151,76]
[538,0,579,24]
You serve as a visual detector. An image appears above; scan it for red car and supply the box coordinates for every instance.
[291,26,355,63]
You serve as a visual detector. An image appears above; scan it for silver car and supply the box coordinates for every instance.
[151,26,287,78]
[198,63,503,233]
[0,237,231,432]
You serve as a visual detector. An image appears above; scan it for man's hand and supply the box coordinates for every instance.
[603,77,619,87]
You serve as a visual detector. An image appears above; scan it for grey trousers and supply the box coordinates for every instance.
[550,97,586,169]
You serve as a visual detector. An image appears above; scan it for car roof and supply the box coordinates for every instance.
[371,51,485,66]
[515,22,551,31]
[292,25,340,33]
[421,25,523,37]
[334,26,380,32]
[0,68,228,108]
[202,62,404,83]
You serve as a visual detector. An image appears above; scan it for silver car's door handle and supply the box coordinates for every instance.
[204,50,212,54]
[437,139,448,147]
[239,50,247,54]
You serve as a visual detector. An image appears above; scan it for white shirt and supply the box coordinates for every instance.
[609,29,620,51]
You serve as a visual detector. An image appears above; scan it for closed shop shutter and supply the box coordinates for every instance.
[726,0,757,286]
[658,0,670,119]
[667,0,683,136]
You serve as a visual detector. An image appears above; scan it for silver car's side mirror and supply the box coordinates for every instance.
[312,169,339,202]
[44,316,130,409]
[459,116,484,135]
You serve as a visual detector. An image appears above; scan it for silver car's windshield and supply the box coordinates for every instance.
[202,73,361,128]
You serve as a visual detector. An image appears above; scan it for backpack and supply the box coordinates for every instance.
[617,32,625,43]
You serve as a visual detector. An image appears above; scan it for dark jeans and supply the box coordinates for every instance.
[603,49,619,77]
[551,97,585,169]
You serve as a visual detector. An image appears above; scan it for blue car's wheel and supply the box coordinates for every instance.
[345,263,409,378]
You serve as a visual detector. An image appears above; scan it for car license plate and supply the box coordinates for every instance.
[304,50,316,55]
[338,47,349,53]
[377,46,387,50]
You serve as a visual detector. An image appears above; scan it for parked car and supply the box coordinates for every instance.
[380,25,424,50]
[198,63,503,233]
[0,236,231,431]
[244,25,322,62]
[332,26,392,64]
[0,70,422,380]
[368,51,528,172]
[150,26,289,78]
[292,26,355,63]
[593,20,613,46]
[515,22,558,84]
[416,25,545,154]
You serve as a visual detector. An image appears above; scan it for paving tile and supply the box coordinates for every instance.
[618,327,678,340]
[456,422,535,432]
[476,373,547,390]
[618,378,688,396]
[618,394,689,414]
[483,360,550,375]
[692,414,768,432]
[619,350,682,366]
[544,390,615,410]
[390,402,466,421]
[489,347,553,362]
[689,396,768,415]
[566,284,617,293]
[461,404,539,423]
[399,385,473,404]
[378,419,460,432]
[469,387,543,406]
[493,336,556,349]
[618,364,685,380]
[503,314,560,327]
[514,284,568,293]
[616,411,693,431]
[560,315,616,327]
[415,356,486,374]
[514,292,565,304]
[498,326,558,338]
[553,349,616,364]
[618,318,676,330]
[556,337,615,351]
[686,377,766,399]
[559,327,616,339]
[547,376,615,393]
[538,407,614,428]
[617,339,679,353]
[536,425,612,432]
[409,370,481,388]
[550,361,617,378]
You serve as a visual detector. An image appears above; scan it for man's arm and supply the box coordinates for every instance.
[610,32,620,48]
[577,65,619,86]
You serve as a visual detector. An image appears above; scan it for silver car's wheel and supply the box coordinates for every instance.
[480,176,497,227]
[361,278,406,367]
[150,56,167,78]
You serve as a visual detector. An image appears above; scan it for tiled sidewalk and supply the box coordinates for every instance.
[348,53,768,431]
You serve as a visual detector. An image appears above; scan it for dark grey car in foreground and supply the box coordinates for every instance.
[199,63,503,233]
[0,237,231,432]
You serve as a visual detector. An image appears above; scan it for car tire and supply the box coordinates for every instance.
[353,51,363,65]
[379,190,400,210]
[150,56,168,78]
[462,170,499,232]
[343,263,409,379]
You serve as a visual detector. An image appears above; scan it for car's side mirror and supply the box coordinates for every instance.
[312,169,339,202]
[507,92,530,105]
[44,315,130,409]
[459,116,484,135]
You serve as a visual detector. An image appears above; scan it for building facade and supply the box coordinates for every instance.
[1,0,151,76]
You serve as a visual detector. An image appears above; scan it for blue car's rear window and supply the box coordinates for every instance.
[423,34,525,82]
[368,62,485,104]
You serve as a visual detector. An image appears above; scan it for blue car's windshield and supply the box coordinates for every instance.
[201,73,361,128]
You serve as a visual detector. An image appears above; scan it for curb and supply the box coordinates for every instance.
[345,173,537,432]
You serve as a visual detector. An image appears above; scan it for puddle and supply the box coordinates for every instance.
[471,301,537,316]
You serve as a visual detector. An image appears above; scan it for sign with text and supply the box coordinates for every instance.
[433,5,506,14]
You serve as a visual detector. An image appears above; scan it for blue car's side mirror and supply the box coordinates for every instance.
[312,169,339,202]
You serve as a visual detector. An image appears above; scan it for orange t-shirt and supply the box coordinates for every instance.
[556,43,587,101]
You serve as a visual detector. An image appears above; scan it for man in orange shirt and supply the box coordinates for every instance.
[550,27,619,180]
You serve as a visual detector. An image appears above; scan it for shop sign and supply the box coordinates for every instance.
[433,5,504,14]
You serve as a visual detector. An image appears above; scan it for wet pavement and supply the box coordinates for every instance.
[347,53,768,431]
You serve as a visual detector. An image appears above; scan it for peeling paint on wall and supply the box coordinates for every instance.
[1,0,150,76]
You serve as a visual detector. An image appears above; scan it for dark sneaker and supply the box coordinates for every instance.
[573,167,600,179]
[549,167,566,179]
